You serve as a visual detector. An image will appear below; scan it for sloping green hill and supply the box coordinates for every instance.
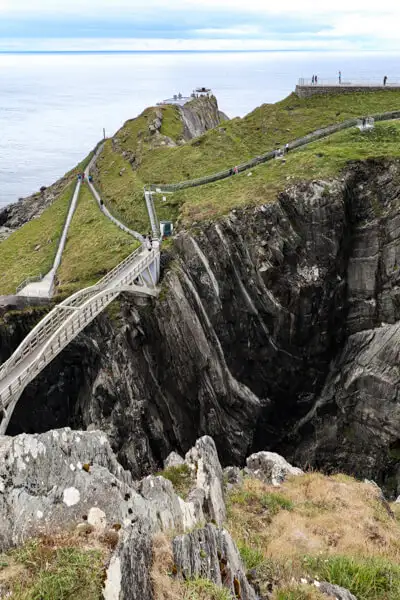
[94,90,400,231]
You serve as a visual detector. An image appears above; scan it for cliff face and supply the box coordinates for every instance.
[178,96,227,140]
[4,159,400,495]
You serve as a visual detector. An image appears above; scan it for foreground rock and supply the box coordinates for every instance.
[173,524,256,600]
[0,430,256,599]
[319,581,358,600]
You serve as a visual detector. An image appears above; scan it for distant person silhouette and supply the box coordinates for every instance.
[339,71,342,84]
[384,75,388,86]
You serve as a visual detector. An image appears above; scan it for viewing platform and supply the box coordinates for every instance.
[296,78,400,98]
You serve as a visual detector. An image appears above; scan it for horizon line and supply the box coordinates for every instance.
[0,49,393,55]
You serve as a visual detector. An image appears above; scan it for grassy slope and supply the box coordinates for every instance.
[226,473,400,600]
[0,182,75,295]
[172,120,400,223]
[95,91,400,231]
[56,184,139,296]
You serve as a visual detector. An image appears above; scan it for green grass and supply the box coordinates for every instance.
[2,538,105,600]
[93,90,400,231]
[238,543,265,570]
[56,185,139,296]
[228,487,292,516]
[260,492,294,515]
[157,464,193,500]
[302,555,400,600]
[183,578,233,600]
[0,182,75,294]
[170,120,400,224]
[160,105,184,140]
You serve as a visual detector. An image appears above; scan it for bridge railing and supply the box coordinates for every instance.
[0,246,156,388]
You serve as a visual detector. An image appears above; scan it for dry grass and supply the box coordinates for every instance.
[226,473,400,599]
[0,531,110,600]
[151,533,182,600]
[227,474,400,562]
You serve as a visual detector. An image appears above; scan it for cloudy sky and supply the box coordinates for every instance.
[1,0,399,52]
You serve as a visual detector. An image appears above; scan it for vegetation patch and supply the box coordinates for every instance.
[303,555,400,600]
[93,91,400,231]
[0,182,75,295]
[226,473,400,600]
[56,185,139,297]
[183,578,233,599]
[157,464,193,500]
[0,535,108,600]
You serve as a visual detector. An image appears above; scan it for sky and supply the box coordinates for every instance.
[1,0,400,52]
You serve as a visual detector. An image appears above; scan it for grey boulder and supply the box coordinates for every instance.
[246,451,303,485]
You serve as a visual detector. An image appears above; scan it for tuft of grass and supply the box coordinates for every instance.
[260,492,294,515]
[183,578,233,600]
[56,184,139,296]
[0,183,75,295]
[303,555,400,600]
[238,543,265,570]
[157,464,193,500]
[274,585,325,600]
[1,536,107,600]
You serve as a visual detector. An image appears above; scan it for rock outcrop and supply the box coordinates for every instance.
[173,524,256,600]
[3,159,400,496]
[179,96,226,140]
[246,451,304,485]
[0,429,256,600]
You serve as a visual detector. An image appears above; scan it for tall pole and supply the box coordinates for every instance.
[103,128,106,140]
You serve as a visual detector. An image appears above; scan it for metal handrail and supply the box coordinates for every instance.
[298,78,400,86]
[0,247,157,388]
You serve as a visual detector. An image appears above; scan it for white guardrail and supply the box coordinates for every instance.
[0,247,159,432]
[298,78,400,87]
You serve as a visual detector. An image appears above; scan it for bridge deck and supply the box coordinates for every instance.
[0,244,155,400]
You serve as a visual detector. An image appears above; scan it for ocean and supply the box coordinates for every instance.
[1,50,400,208]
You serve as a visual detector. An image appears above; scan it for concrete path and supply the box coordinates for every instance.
[17,180,82,298]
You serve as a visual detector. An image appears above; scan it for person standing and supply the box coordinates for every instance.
[384,75,388,86]
[315,75,318,84]
[339,71,342,84]
[312,75,315,84]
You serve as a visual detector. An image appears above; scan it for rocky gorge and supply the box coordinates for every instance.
[1,157,400,500]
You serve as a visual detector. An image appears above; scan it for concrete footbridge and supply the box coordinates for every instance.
[0,244,160,434]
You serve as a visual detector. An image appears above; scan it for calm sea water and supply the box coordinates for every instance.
[1,51,400,207]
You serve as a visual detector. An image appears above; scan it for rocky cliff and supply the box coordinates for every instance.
[3,158,400,496]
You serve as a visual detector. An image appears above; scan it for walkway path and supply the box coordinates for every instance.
[17,180,82,298]
[85,149,144,242]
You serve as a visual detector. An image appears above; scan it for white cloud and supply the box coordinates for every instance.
[194,26,262,37]
[2,0,400,51]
